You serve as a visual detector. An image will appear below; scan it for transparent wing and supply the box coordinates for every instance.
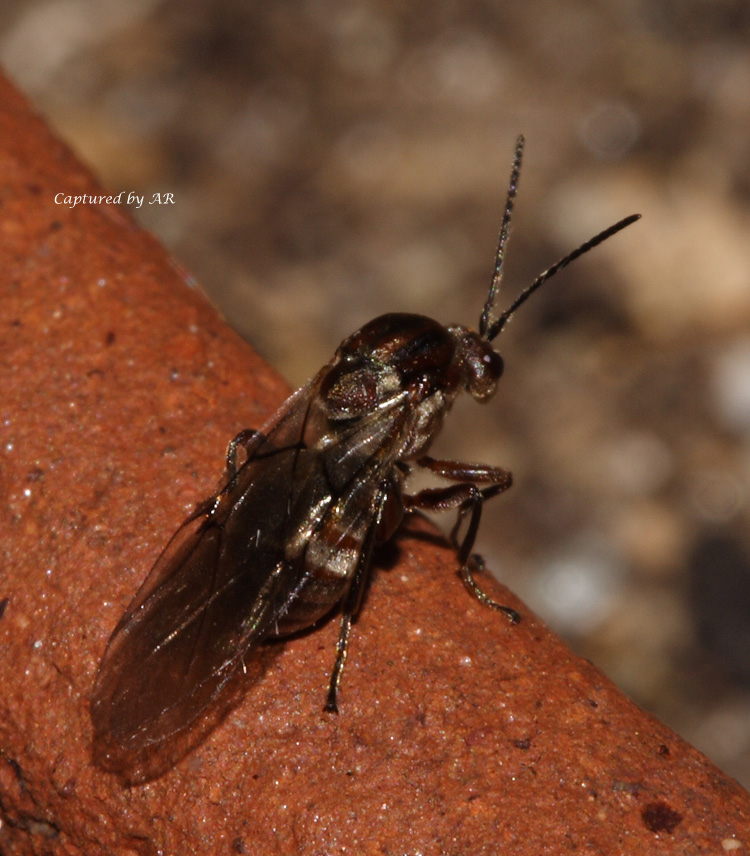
[92,383,323,767]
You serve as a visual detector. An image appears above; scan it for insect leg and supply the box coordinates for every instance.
[406,482,506,563]
[324,488,390,714]
[192,430,267,521]
[407,472,520,623]
[417,455,513,487]
[324,617,352,715]
[226,429,264,478]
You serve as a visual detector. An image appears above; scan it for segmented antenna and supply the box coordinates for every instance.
[479,137,641,343]
[479,135,525,339]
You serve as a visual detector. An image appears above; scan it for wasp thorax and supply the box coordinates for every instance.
[322,313,463,419]
[449,327,504,402]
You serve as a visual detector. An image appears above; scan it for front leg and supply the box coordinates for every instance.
[406,459,519,623]
[412,455,512,561]
[417,455,513,488]
[195,430,267,521]
[226,428,265,478]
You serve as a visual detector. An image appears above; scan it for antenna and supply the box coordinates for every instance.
[479,137,641,343]
[479,135,525,339]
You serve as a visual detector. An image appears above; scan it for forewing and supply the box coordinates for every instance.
[92,383,325,768]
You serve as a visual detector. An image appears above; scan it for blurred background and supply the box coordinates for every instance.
[2,0,750,786]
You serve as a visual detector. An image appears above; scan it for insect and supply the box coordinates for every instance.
[91,136,639,782]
